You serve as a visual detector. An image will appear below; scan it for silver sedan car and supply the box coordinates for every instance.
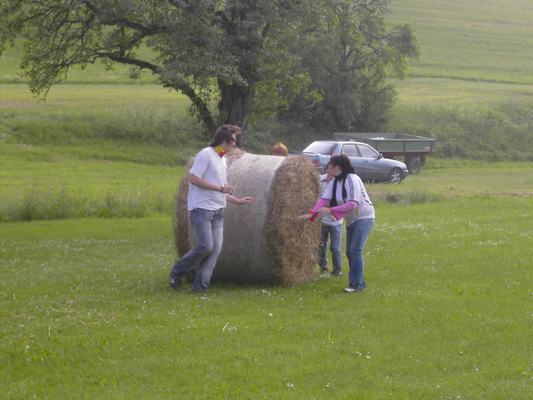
[302,140,409,183]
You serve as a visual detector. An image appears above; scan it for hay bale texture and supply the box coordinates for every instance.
[174,150,320,285]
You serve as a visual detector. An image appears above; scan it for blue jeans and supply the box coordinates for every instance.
[317,223,343,273]
[346,218,374,289]
[171,208,224,292]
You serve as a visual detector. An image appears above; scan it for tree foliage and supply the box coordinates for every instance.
[0,0,417,137]
[285,0,418,131]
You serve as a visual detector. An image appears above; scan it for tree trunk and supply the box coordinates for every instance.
[218,81,252,148]
[167,87,215,136]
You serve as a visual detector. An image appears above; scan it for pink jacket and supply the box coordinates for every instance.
[310,198,357,222]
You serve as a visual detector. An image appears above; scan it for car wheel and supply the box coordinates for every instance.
[388,168,403,184]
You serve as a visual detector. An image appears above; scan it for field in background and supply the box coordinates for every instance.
[388,0,533,84]
[0,41,157,84]
[391,78,533,106]
[0,84,200,165]
[1,1,532,160]
[386,0,533,160]
[2,1,532,86]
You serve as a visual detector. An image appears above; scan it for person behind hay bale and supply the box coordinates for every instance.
[300,154,375,293]
[317,160,344,276]
[270,142,288,157]
[170,125,254,293]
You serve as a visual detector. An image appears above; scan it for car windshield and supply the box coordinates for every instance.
[303,142,335,155]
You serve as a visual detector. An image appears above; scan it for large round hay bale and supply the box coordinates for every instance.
[174,151,320,285]
[173,160,193,257]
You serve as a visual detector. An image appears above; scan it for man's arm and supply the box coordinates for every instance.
[226,194,254,205]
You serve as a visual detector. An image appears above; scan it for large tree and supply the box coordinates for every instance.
[0,0,416,138]
[0,1,307,136]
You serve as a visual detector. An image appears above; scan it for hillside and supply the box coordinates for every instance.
[388,0,533,84]
[2,1,532,85]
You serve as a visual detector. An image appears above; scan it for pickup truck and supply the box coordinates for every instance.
[333,132,436,174]
[301,140,409,184]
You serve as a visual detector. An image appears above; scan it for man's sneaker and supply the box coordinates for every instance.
[331,271,343,277]
[169,274,181,291]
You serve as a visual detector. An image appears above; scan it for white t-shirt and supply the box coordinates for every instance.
[319,174,343,226]
[322,173,375,225]
[187,147,227,211]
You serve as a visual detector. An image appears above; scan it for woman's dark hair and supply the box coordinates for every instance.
[329,154,355,178]
[329,154,355,206]
[209,124,241,147]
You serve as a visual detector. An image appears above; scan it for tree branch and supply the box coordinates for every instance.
[81,0,169,35]
[102,53,161,73]
[101,51,215,132]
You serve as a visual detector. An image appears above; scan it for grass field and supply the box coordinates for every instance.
[2,1,531,85]
[1,191,532,398]
[0,84,199,158]
[391,78,533,106]
[388,0,533,84]
[1,1,532,397]
[1,137,533,398]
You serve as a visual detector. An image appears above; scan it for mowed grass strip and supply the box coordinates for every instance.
[1,198,531,399]
[391,78,533,106]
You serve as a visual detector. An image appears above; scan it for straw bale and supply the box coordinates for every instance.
[174,151,320,285]
[174,160,193,257]
[264,156,321,284]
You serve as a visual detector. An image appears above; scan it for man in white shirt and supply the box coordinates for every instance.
[170,125,253,293]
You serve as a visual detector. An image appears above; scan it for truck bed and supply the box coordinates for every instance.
[333,132,435,155]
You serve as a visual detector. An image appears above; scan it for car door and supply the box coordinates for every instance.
[340,144,368,179]
[356,143,383,181]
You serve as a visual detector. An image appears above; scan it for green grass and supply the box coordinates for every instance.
[0,84,201,151]
[369,160,533,202]
[0,41,157,84]
[0,141,186,222]
[1,196,531,398]
[387,86,533,160]
[388,0,533,84]
[2,140,532,223]
[1,2,532,396]
[0,84,206,167]
[385,1,533,160]
[391,78,533,106]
